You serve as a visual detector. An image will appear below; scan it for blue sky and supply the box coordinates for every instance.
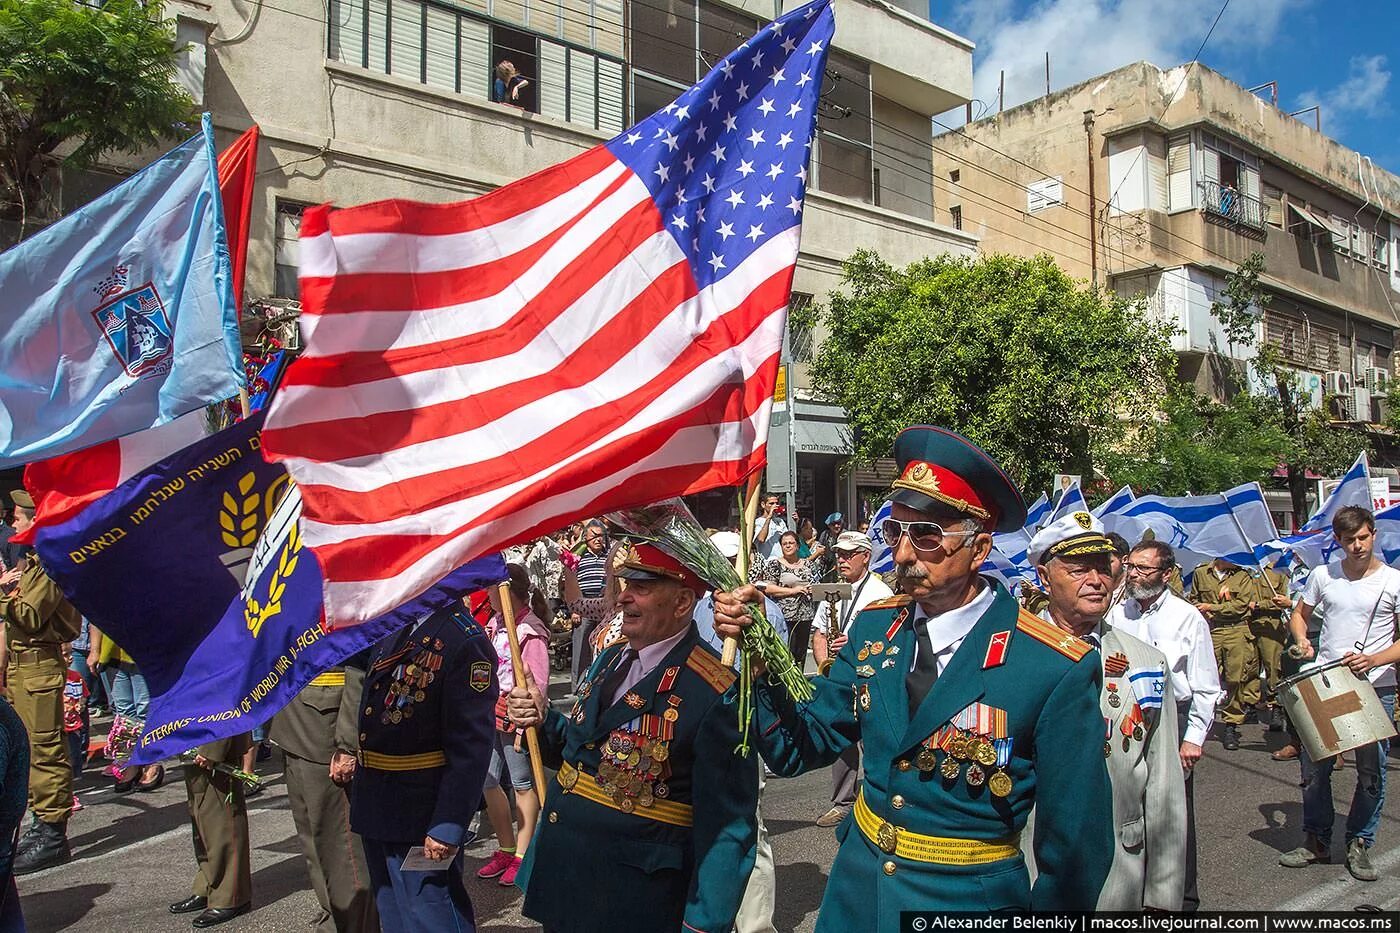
[936,0,1399,176]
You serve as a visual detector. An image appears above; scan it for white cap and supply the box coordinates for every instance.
[1027,510,1116,566]
[832,530,873,552]
[710,530,742,560]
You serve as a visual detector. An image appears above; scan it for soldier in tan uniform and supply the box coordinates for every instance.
[1247,566,1292,730]
[170,735,253,927]
[269,665,377,933]
[0,490,81,874]
[1188,557,1256,751]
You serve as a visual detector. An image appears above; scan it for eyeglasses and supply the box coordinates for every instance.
[880,518,977,554]
[1123,561,1167,575]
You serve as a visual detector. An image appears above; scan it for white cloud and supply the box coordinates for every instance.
[1296,55,1392,131]
[942,0,1302,120]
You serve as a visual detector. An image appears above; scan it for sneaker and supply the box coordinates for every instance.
[499,855,522,886]
[1222,725,1241,751]
[1347,840,1378,881]
[815,806,851,828]
[71,795,83,813]
[1279,834,1330,868]
[476,849,515,880]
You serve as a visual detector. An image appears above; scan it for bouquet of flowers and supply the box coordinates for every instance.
[178,751,262,803]
[103,715,142,777]
[606,498,813,754]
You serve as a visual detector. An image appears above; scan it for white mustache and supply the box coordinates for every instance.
[896,564,929,583]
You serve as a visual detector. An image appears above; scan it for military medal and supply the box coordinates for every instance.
[859,686,871,712]
[870,641,884,656]
[624,692,645,709]
[989,770,1013,797]
[881,658,896,669]
[654,782,670,799]
[856,664,876,678]
[857,645,870,661]
[1104,741,1111,758]
[940,756,961,780]
[975,739,997,768]
[1106,684,1121,708]
[966,763,986,787]
[949,733,970,759]
[916,747,937,772]
[1104,652,1129,677]
[989,737,1014,797]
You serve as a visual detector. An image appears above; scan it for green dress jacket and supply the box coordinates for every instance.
[754,582,1113,929]
[519,623,758,933]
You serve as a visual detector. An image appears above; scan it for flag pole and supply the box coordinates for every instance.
[498,581,548,794]
[724,473,764,667]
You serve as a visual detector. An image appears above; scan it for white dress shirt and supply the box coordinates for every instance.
[910,581,996,676]
[1108,589,1222,746]
[813,570,895,636]
[607,624,691,707]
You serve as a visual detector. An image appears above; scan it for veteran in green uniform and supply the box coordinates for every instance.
[1187,557,1256,750]
[269,664,376,933]
[509,543,759,933]
[715,427,1113,927]
[170,735,254,927]
[1247,566,1292,727]
[0,489,81,874]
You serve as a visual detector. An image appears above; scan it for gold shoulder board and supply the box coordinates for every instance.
[1014,610,1093,662]
[686,645,737,693]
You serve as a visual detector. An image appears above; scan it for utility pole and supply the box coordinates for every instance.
[1045,52,1051,97]
[1084,109,1098,287]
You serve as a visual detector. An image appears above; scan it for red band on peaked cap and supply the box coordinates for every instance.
[617,542,708,596]
[888,426,1027,533]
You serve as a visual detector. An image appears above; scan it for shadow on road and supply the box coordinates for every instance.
[18,883,110,929]
[773,860,827,931]
[1250,800,1304,853]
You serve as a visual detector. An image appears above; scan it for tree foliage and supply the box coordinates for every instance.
[1100,384,1291,496]
[0,0,193,225]
[1208,252,1367,521]
[795,251,1178,492]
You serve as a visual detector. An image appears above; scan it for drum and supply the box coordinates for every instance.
[1277,659,1397,760]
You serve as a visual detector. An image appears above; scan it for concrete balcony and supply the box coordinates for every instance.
[782,0,973,116]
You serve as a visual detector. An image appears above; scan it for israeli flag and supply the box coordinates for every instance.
[1048,481,1088,521]
[1100,483,1280,577]
[1281,454,1372,568]
[869,499,894,574]
[0,114,243,467]
[1093,485,1136,519]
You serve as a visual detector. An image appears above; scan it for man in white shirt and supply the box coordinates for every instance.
[809,531,893,828]
[1108,539,1221,912]
[1280,506,1400,882]
[752,493,789,564]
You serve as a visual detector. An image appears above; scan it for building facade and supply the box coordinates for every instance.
[932,61,1400,526]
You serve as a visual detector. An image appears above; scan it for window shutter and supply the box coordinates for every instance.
[1146,134,1168,211]
[459,17,490,99]
[387,0,422,81]
[329,0,366,65]
[538,40,568,121]
[424,6,456,90]
[368,0,389,72]
[1167,136,1191,209]
[1198,146,1219,186]
[597,58,624,134]
[568,49,597,130]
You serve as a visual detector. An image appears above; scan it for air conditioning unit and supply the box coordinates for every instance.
[1373,395,1390,424]
[1366,367,1391,392]
[1325,371,1353,395]
[1352,386,1372,421]
[1296,371,1325,409]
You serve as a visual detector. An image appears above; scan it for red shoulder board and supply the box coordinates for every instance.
[983,630,1012,669]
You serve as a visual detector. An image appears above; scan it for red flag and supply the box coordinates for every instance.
[217,125,260,313]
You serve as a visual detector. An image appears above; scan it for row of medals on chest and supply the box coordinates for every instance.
[910,726,1014,798]
[380,645,443,724]
[1105,680,1147,757]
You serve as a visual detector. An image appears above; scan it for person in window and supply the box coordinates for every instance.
[493,61,530,107]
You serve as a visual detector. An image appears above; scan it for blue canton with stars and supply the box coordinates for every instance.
[604,0,834,290]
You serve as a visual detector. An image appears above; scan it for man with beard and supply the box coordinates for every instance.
[714,426,1112,926]
[1029,513,1185,910]
[1108,540,1220,911]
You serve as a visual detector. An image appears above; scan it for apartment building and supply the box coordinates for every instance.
[132,0,979,524]
[933,62,1400,423]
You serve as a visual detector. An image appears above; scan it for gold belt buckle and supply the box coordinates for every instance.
[559,764,579,790]
[876,821,900,854]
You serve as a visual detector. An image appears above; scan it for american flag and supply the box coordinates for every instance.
[261,0,836,626]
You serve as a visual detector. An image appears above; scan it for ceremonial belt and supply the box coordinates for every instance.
[309,672,346,687]
[359,750,447,771]
[854,791,1019,866]
[556,762,693,828]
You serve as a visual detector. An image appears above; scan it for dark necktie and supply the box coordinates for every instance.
[599,648,638,707]
[906,617,938,715]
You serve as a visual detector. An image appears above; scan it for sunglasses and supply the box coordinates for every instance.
[880,518,977,554]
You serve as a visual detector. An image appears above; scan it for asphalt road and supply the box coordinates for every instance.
[17,715,1400,932]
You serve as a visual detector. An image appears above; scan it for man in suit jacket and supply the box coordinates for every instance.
[508,542,759,933]
[1028,511,1186,910]
[269,663,376,933]
[351,605,498,932]
[714,426,1113,930]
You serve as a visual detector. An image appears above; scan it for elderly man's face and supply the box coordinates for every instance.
[584,526,607,554]
[835,548,869,583]
[1038,554,1115,624]
[888,502,991,608]
[617,578,694,647]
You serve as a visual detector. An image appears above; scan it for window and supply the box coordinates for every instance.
[627,0,756,124]
[1262,182,1283,228]
[1167,134,1191,210]
[327,0,624,133]
[1374,221,1391,268]
[949,169,960,183]
[949,205,962,230]
[1027,177,1063,213]
[274,202,308,300]
[814,52,873,203]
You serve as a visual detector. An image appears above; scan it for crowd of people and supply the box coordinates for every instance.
[0,424,1396,930]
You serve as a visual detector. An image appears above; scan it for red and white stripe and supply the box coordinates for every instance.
[262,147,799,626]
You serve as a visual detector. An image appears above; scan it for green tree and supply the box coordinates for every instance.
[0,0,193,232]
[1208,252,1367,522]
[1100,383,1291,496]
[794,251,1178,492]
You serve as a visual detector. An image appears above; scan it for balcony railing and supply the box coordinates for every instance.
[1199,180,1267,232]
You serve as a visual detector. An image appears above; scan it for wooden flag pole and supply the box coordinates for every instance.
[497,581,547,795]
[723,473,764,667]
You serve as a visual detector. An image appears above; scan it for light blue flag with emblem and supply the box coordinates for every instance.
[0,114,242,468]
[1100,483,1280,579]
[1092,485,1136,520]
[869,499,895,575]
[1273,453,1371,568]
